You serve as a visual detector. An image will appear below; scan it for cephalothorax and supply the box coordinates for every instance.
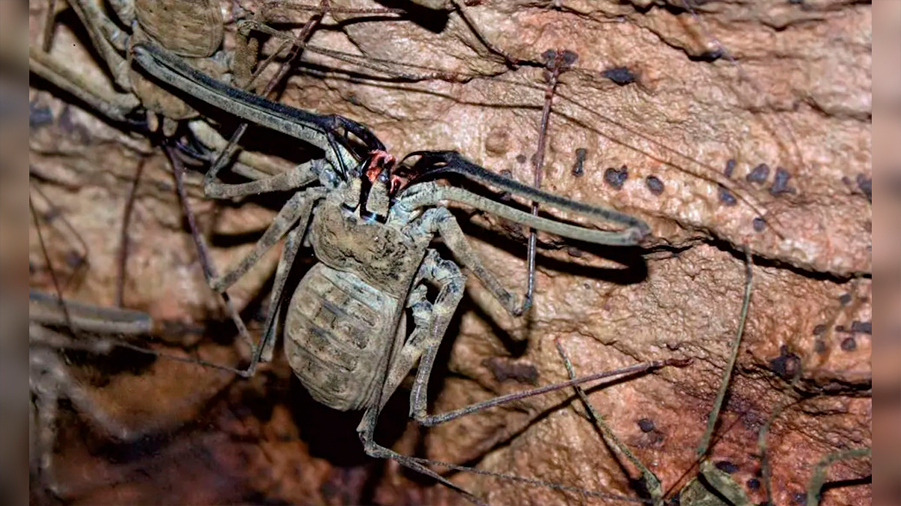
[127,41,665,501]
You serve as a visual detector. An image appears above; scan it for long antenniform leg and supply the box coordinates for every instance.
[355,248,482,504]
[555,340,665,506]
[355,234,687,504]
[551,247,754,506]
[521,48,577,314]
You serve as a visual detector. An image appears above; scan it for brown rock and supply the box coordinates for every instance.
[29,0,871,505]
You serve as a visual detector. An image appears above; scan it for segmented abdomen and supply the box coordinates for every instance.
[135,0,223,57]
[284,263,404,411]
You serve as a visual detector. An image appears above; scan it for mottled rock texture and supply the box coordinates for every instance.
[29,0,870,504]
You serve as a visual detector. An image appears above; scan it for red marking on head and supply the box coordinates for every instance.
[366,150,396,183]
[365,165,381,183]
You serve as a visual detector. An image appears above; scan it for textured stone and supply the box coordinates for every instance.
[29,0,871,504]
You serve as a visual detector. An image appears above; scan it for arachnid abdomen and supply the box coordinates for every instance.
[284,264,406,411]
[135,0,223,58]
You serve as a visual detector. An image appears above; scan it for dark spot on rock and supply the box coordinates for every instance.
[856,173,872,202]
[769,167,794,196]
[851,320,872,335]
[793,492,807,505]
[842,175,853,186]
[813,324,827,336]
[719,185,737,206]
[747,478,761,490]
[835,325,847,333]
[753,217,766,232]
[516,154,527,164]
[746,163,770,184]
[572,148,587,177]
[604,165,628,190]
[814,339,826,353]
[65,250,85,269]
[840,337,857,351]
[560,50,579,67]
[29,100,54,129]
[645,176,664,195]
[695,48,723,62]
[769,345,801,380]
[724,159,736,178]
[542,49,567,66]
[838,293,852,306]
[482,357,539,386]
[637,418,655,432]
[567,247,583,257]
[715,461,739,474]
[602,66,637,86]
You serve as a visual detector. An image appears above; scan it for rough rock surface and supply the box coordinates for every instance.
[29,0,871,505]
